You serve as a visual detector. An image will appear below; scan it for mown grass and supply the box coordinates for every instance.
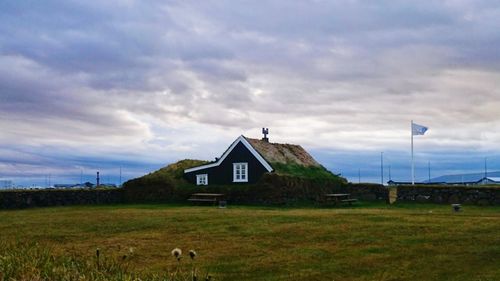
[0,202,499,280]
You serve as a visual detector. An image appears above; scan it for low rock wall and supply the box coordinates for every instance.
[346,183,389,202]
[0,182,392,209]
[397,185,500,205]
[0,189,124,209]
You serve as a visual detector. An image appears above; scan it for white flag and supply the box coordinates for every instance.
[412,123,428,135]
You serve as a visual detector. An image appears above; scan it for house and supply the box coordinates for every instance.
[184,134,321,185]
[476,177,500,185]
[53,182,96,189]
[421,171,500,186]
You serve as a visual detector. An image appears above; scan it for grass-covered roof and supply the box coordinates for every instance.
[245,137,320,167]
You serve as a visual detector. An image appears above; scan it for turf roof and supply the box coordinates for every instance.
[245,137,320,167]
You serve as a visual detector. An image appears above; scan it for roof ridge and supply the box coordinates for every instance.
[244,136,303,147]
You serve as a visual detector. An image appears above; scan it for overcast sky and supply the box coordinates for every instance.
[1,0,500,186]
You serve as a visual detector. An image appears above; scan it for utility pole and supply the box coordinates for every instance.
[485,157,488,178]
[358,168,361,184]
[381,152,384,185]
[411,120,414,185]
[428,161,431,183]
[484,157,488,185]
[389,165,392,181]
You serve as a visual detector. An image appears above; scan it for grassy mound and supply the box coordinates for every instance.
[123,159,347,203]
[126,159,207,184]
[122,159,207,202]
[271,162,347,182]
[148,159,208,181]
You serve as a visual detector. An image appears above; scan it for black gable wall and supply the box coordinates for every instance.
[184,142,269,185]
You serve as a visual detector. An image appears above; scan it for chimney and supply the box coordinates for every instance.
[96,171,100,187]
[262,128,269,142]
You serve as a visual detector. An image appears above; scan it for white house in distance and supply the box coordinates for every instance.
[424,171,500,185]
[387,171,500,186]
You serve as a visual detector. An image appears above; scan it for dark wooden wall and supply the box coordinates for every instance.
[184,142,269,185]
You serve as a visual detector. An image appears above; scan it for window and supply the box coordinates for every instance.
[233,162,248,182]
[196,174,208,185]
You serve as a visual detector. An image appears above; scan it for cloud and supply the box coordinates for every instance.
[1,0,500,185]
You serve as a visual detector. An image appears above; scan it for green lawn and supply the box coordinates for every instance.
[1,202,499,280]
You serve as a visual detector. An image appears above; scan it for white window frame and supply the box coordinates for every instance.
[233,162,248,182]
[196,174,208,185]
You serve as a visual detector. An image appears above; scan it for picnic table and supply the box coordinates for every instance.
[321,193,358,205]
[188,193,225,205]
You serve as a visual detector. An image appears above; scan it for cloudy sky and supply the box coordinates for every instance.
[1,0,500,186]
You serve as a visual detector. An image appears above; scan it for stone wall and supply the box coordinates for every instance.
[251,176,387,204]
[0,182,389,209]
[396,185,500,205]
[0,189,124,209]
[346,183,389,202]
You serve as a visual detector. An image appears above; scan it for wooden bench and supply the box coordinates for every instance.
[340,198,358,205]
[321,193,358,206]
[188,193,225,205]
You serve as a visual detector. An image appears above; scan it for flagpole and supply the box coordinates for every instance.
[411,120,414,185]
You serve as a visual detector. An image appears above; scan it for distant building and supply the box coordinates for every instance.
[387,172,500,186]
[54,184,78,189]
[387,180,442,186]
[477,177,500,185]
[425,171,500,186]
[53,182,96,189]
[387,180,410,186]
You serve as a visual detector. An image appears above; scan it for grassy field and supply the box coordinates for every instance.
[1,202,499,280]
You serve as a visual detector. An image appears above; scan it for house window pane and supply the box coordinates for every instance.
[196,174,208,185]
[233,163,248,182]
